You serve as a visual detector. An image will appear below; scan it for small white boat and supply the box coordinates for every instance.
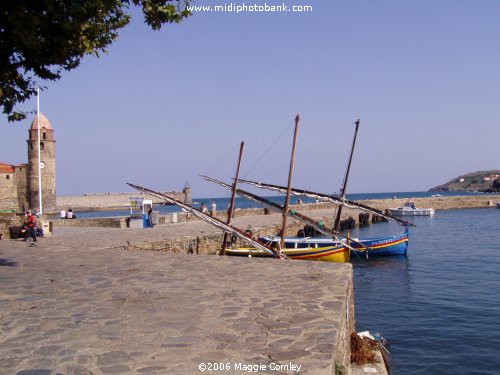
[431,193,443,197]
[388,201,435,216]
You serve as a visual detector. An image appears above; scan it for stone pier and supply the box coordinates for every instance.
[0,229,354,374]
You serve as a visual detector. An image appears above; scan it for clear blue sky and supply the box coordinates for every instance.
[1,1,499,197]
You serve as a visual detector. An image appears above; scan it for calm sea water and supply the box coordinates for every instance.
[351,208,500,375]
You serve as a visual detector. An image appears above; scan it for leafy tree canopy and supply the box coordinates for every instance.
[493,179,500,191]
[0,0,191,122]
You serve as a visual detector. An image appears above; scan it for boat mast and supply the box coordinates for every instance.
[280,114,300,254]
[220,141,244,255]
[333,119,360,231]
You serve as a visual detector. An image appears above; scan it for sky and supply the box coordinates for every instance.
[1,0,499,197]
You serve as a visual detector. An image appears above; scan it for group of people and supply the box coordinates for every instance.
[200,202,217,217]
[60,208,76,219]
[22,210,43,243]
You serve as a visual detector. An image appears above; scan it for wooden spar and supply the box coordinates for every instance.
[280,114,300,253]
[201,174,369,250]
[333,119,360,231]
[220,141,244,255]
[236,178,415,227]
[126,182,279,257]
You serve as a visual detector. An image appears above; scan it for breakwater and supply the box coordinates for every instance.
[359,194,499,211]
[56,190,187,210]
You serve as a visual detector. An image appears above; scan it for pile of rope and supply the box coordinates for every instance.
[350,332,378,365]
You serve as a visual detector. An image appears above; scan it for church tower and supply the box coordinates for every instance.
[27,114,56,213]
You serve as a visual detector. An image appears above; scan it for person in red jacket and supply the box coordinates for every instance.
[23,211,37,243]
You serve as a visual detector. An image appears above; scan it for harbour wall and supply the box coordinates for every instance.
[56,191,186,210]
[4,195,498,241]
[359,195,500,211]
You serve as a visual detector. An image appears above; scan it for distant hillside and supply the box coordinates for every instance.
[429,170,500,192]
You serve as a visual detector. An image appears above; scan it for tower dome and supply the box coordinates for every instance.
[30,113,52,130]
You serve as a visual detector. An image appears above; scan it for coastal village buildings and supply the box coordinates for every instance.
[483,174,499,182]
[0,114,56,213]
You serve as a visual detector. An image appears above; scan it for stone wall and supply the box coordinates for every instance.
[0,214,25,239]
[57,191,186,210]
[361,195,500,211]
[335,267,355,370]
[14,166,29,212]
[52,217,128,229]
[0,172,18,211]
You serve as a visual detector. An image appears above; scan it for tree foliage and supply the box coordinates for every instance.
[0,0,191,122]
[493,179,500,191]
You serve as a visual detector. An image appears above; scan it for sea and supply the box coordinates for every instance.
[350,208,500,374]
[61,191,500,373]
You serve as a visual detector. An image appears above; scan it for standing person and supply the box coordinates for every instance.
[60,208,66,219]
[33,208,43,237]
[23,211,37,243]
[66,209,73,219]
[210,201,217,217]
[147,207,153,228]
[35,215,44,237]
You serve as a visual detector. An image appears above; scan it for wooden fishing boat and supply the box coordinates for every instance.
[226,236,350,262]
[351,228,409,256]
[205,118,411,262]
[226,228,408,261]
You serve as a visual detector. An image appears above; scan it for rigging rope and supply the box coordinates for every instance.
[241,118,295,179]
[189,143,241,206]
[301,122,353,156]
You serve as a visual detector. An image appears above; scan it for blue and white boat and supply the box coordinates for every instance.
[351,227,409,256]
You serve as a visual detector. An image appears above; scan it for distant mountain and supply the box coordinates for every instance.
[429,170,500,192]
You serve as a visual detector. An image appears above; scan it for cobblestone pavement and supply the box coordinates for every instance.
[0,232,352,375]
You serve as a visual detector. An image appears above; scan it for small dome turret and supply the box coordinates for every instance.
[30,114,52,130]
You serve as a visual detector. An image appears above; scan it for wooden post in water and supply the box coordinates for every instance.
[220,141,245,255]
[280,114,300,255]
[334,119,360,231]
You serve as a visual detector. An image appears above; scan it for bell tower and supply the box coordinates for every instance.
[27,114,57,212]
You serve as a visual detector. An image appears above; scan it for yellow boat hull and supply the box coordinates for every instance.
[226,245,350,263]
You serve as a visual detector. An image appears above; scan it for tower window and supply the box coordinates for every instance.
[40,142,44,150]
[43,132,46,140]
[30,143,33,150]
[6,175,10,180]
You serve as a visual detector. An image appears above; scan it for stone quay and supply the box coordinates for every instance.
[0,225,354,374]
